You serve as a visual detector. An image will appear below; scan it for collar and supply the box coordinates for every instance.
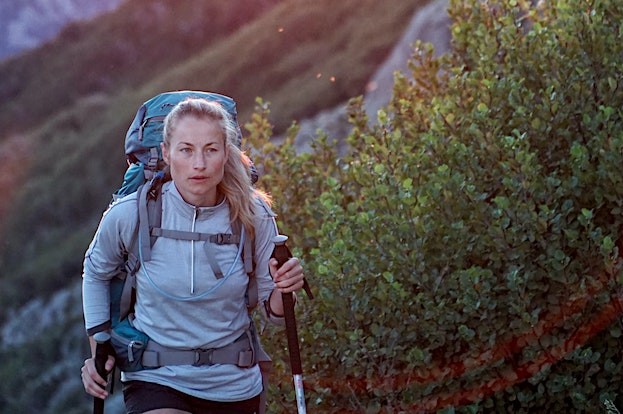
[163,181,227,220]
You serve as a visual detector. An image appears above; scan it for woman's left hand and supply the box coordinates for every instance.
[269,257,305,293]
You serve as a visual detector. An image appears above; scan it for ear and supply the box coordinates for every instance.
[161,142,170,165]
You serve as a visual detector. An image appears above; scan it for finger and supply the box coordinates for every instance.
[105,355,116,372]
[281,257,300,273]
[269,258,279,278]
[85,358,108,388]
[277,281,304,294]
[270,260,291,281]
[284,259,304,281]
[275,273,305,292]
[82,364,108,399]
[88,381,108,399]
[89,373,108,399]
[89,382,109,399]
[274,258,301,281]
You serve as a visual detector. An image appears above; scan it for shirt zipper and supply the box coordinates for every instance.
[190,207,199,294]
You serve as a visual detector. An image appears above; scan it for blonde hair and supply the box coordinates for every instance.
[163,97,270,238]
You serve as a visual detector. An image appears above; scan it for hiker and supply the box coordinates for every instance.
[80,97,306,414]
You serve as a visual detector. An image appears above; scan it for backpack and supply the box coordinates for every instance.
[105,91,271,410]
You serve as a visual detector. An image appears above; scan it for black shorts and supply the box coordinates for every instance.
[123,380,261,414]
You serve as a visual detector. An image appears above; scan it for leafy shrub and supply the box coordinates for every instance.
[247,0,623,412]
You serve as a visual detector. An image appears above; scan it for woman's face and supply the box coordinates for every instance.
[161,115,228,207]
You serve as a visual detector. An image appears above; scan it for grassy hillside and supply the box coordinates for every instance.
[0,0,430,316]
[0,0,282,133]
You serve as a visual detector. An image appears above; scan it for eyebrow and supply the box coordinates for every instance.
[176,141,222,149]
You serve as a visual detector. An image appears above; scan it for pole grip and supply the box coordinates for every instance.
[93,332,111,414]
[271,235,303,375]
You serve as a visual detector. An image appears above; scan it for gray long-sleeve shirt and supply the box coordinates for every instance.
[82,181,283,402]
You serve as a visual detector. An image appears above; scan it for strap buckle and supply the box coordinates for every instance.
[193,349,214,366]
[216,234,237,244]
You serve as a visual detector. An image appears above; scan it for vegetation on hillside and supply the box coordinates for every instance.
[246,0,623,411]
[4,0,619,412]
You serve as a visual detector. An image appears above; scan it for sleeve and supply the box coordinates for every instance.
[252,196,287,326]
[82,196,138,334]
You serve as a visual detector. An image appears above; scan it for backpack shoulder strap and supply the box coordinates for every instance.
[137,182,154,262]
[135,176,165,262]
[118,178,163,320]
[232,219,257,310]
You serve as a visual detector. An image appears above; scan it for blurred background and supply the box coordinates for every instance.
[0,0,621,413]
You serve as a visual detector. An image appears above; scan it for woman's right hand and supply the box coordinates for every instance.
[81,355,115,399]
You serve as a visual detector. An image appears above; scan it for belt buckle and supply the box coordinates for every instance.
[193,349,213,366]
[217,234,233,244]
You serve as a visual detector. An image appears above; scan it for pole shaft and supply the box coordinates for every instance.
[272,235,307,413]
[293,374,307,414]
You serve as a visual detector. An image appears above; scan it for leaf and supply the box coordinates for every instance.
[493,196,510,209]
[402,178,414,190]
[581,208,593,219]
[601,236,614,252]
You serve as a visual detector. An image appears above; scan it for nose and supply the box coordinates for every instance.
[192,152,207,169]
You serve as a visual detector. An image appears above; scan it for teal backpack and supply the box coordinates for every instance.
[102,91,269,384]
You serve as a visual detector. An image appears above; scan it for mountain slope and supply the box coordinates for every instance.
[0,0,123,61]
[0,0,282,133]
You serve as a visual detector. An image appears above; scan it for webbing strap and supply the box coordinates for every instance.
[150,228,240,244]
[204,242,223,279]
[119,273,136,321]
[141,331,255,368]
[137,183,153,261]
[147,147,159,171]
[232,220,257,309]
[245,234,257,309]
[148,191,162,248]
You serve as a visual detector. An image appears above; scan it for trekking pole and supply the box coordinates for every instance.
[93,331,112,414]
[271,235,309,414]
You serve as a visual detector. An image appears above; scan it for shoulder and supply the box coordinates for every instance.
[251,193,278,243]
[108,191,138,212]
[101,191,139,225]
[252,193,276,219]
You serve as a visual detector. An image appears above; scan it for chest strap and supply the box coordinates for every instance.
[141,330,255,368]
[150,228,241,244]
[150,228,242,279]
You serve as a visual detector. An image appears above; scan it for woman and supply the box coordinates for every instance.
[81,97,306,414]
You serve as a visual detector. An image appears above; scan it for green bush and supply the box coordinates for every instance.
[247,0,623,412]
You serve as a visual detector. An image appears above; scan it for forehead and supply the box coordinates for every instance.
[170,115,225,144]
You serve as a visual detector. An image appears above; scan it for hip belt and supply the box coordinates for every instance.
[141,331,256,368]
